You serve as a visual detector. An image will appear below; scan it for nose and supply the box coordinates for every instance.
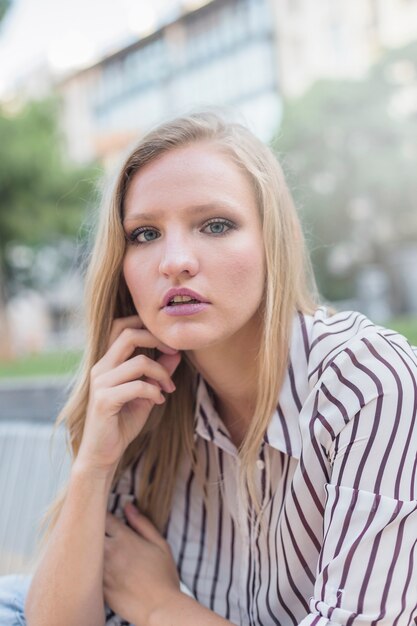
[158,231,199,278]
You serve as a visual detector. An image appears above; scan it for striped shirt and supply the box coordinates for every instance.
[106,308,417,626]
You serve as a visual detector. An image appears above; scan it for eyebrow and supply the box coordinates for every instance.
[123,201,237,224]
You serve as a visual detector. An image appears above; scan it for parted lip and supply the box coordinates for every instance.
[162,287,209,308]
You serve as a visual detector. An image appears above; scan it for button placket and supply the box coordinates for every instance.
[256,458,265,470]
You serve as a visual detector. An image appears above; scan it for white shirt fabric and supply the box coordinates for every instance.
[106,308,417,626]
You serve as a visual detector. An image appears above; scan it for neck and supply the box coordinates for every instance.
[186,315,262,447]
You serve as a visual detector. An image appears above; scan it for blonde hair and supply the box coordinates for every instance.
[40,110,318,546]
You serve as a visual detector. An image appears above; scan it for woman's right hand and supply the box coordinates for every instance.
[75,315,182,476]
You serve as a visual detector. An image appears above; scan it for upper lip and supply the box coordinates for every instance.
[162,288,209,308]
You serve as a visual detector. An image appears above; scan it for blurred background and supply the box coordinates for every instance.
[0,0,417,574]
[1,0,417,372]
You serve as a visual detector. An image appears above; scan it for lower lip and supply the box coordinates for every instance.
[162,302,210,316]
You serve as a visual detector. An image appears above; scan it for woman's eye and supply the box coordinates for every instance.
[127,219,235,245]
[202,219,234,235]
[128,228,160,244]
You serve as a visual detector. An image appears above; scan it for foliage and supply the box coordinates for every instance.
[0,97,100,296]
[386,316,417,347]
[0,0,10,23]
[0,348,82,378]
[274,41,417,302]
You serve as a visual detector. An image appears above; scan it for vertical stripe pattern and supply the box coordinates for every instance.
[107,308,417,626]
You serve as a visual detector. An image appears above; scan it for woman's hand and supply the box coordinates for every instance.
[104,503,181,626]
[76,315,182,474]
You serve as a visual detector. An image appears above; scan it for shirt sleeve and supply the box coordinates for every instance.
[299,331,417,626]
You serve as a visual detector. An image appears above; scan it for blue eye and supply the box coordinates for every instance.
[202,219,234,235]
[128,228,160,244]
[126,218,235,246]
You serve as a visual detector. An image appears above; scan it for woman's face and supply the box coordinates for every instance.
[122,142,266,351]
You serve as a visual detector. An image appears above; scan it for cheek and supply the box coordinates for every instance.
[122,256,144,310]
[122,257,134,293]
[223,245,265,290]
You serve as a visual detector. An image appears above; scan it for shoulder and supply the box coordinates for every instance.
[298,307,417,452]
[296,310,417,481]
[299,306,417,388]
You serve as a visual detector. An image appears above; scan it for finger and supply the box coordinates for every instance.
[124,503,167,550]
[105,511,126,537]
[107,315,144,348]
[93,380,166,414]
[98,354,177,393]
[95,328,178,375]
[105,512,122,537]
[144,352,182,393]
[156,352,183,379]
[143,353,182,393]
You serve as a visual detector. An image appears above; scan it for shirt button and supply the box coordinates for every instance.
[256,459,265,470]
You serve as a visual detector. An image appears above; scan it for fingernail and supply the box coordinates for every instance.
[126,502,138,515]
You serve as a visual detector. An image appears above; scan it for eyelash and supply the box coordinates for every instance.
[126,218,236,246]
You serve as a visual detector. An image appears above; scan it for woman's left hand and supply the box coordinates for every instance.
[104,503,181,626]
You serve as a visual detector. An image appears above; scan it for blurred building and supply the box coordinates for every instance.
[56,0,417,167]
[271,0,377,98]
[57,0,279,168]
[376,0,417,49]
[272,0,417,98]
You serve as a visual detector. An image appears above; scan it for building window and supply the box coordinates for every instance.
[288,0,301,13]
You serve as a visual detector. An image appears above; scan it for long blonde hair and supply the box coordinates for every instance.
[40,110,318,544]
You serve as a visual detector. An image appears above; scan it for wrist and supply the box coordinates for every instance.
[147,590,195,626]
[71,457,117,487]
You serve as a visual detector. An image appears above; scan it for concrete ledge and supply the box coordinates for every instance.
[0,377,71,422]
[0,421,71,575]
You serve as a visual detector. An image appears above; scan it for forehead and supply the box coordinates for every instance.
[124,143,256,217]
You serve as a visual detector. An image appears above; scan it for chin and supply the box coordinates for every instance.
[164,336,217,351]
[156,327,228,352]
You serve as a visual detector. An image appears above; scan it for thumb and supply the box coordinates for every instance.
[157,351,182,377]
[142,352,181,395]
[124,503,166,548]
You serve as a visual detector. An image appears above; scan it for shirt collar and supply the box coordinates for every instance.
[262,403,302,460]
[193,377,302,459]
[193,313,309,460]
[193,374,238,457]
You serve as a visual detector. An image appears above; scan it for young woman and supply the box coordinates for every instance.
[2,111,417,626]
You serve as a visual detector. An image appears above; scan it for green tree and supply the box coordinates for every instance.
[0,97,99,291]
[0,0,11,23]
[275,41,417,302]
[0,97,100,356]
